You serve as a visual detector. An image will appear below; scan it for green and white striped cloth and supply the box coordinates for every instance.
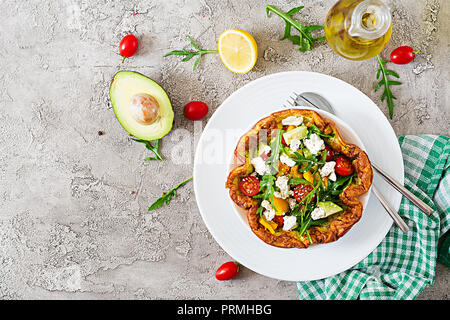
[297,135,449,300]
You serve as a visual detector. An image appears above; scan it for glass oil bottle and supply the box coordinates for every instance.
[325,0,392,60]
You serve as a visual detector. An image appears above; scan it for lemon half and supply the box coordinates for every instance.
[218,29,257,74]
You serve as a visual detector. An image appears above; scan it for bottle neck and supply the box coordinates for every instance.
[348,0,391,39]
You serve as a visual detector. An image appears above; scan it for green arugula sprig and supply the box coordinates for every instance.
[266,129,284,174]
[375,55,402,119]
[289,177,312,186]
[164,35,218,71]
[254,174,277,217]
[291,149,327,172]
[131,138,163,161]
[266,5,325,52]
[148,176,193,211]
[318,173,355,203]
[309,123,334,138]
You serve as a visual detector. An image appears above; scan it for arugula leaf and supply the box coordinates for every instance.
[375,55,402,119]
[309,123,334,138]
[310,218,328,226]
[266,129,284,174]
[292,151,325,170]
[266,5,325,52]
[148,176,193,211]
[289,178,312,185]
[164,35,218,71]
[257,174,277,205]
[319,173,355,202]
[131,138,163,161]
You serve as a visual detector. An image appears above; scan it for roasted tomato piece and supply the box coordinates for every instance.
[239,176,260,196]
[293,184,315,203]
[324,145,334,161]
[317,145,334,161]
[272,216,284,228]
[335,155,354,176]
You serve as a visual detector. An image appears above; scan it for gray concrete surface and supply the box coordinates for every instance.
[0,0,448,300]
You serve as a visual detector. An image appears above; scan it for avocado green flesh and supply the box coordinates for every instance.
[317,201,343,217]
[110,71,174,141]
[282,125,307,145]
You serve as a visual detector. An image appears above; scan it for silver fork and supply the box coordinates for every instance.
[285,92,410,233]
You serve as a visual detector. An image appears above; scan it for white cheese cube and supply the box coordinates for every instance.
[275,175,290,199]
[303,133,325,155]
[279,154,296,167]
[311,207,326,220]
[282,215,298,231]
[282,116,303,126]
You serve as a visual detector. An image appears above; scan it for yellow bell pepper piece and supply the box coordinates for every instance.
[290,165,303,179]
[304,171,314,184]
[259,218,277,235]
[322,176,328,189]
[286,125,296,132]
[273,196,289,216]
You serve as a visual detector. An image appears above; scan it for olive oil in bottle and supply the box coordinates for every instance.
[325,0,392,60]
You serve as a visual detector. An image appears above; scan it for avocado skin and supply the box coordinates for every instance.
[109,71,174,141]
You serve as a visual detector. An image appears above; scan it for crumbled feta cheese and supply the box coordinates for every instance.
[282,116,303,126]
[275,175,290,199]
[289,138,301,152]
[251,157,269,175]
[273,191,282,199]
[288,198,297,210]
[261,200,275,221]
[329,172,337,182]
[280,154,296,167]
[320,161,336,181]
[258,144,271,156]
[282,215,298,231]
[311,207,326,220]
[303,133,325,155]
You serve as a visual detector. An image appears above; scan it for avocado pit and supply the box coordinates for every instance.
[130,93,160,125]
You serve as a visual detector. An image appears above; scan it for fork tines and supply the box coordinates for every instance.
[284,92,300,108]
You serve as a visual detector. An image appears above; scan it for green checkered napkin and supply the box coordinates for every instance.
[297,135,450,300]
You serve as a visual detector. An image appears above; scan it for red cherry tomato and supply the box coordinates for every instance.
[215,261,240,281]
[184,101,209,120]
[390,46,417,65]
[293,184,315,203]
[324,145,334,161]
[239,176,260,197]
[335,155,354,176]
[272,216,284,228]
[119,34,139,61]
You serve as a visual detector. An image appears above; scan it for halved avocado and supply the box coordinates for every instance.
[110,71,174,141]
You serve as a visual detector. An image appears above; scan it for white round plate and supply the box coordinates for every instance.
[193,71,403,281]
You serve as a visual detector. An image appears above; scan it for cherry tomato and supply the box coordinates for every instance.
[293,184,315,203]
[239,176,260,197]
[335,155,354,176]
[321,145,334,161]
[184,101,209,120]
[281,135,288,146]
[215,261,240,281]
[390,46,417,65]
[119,34,139,62]
[272,216,284,228]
